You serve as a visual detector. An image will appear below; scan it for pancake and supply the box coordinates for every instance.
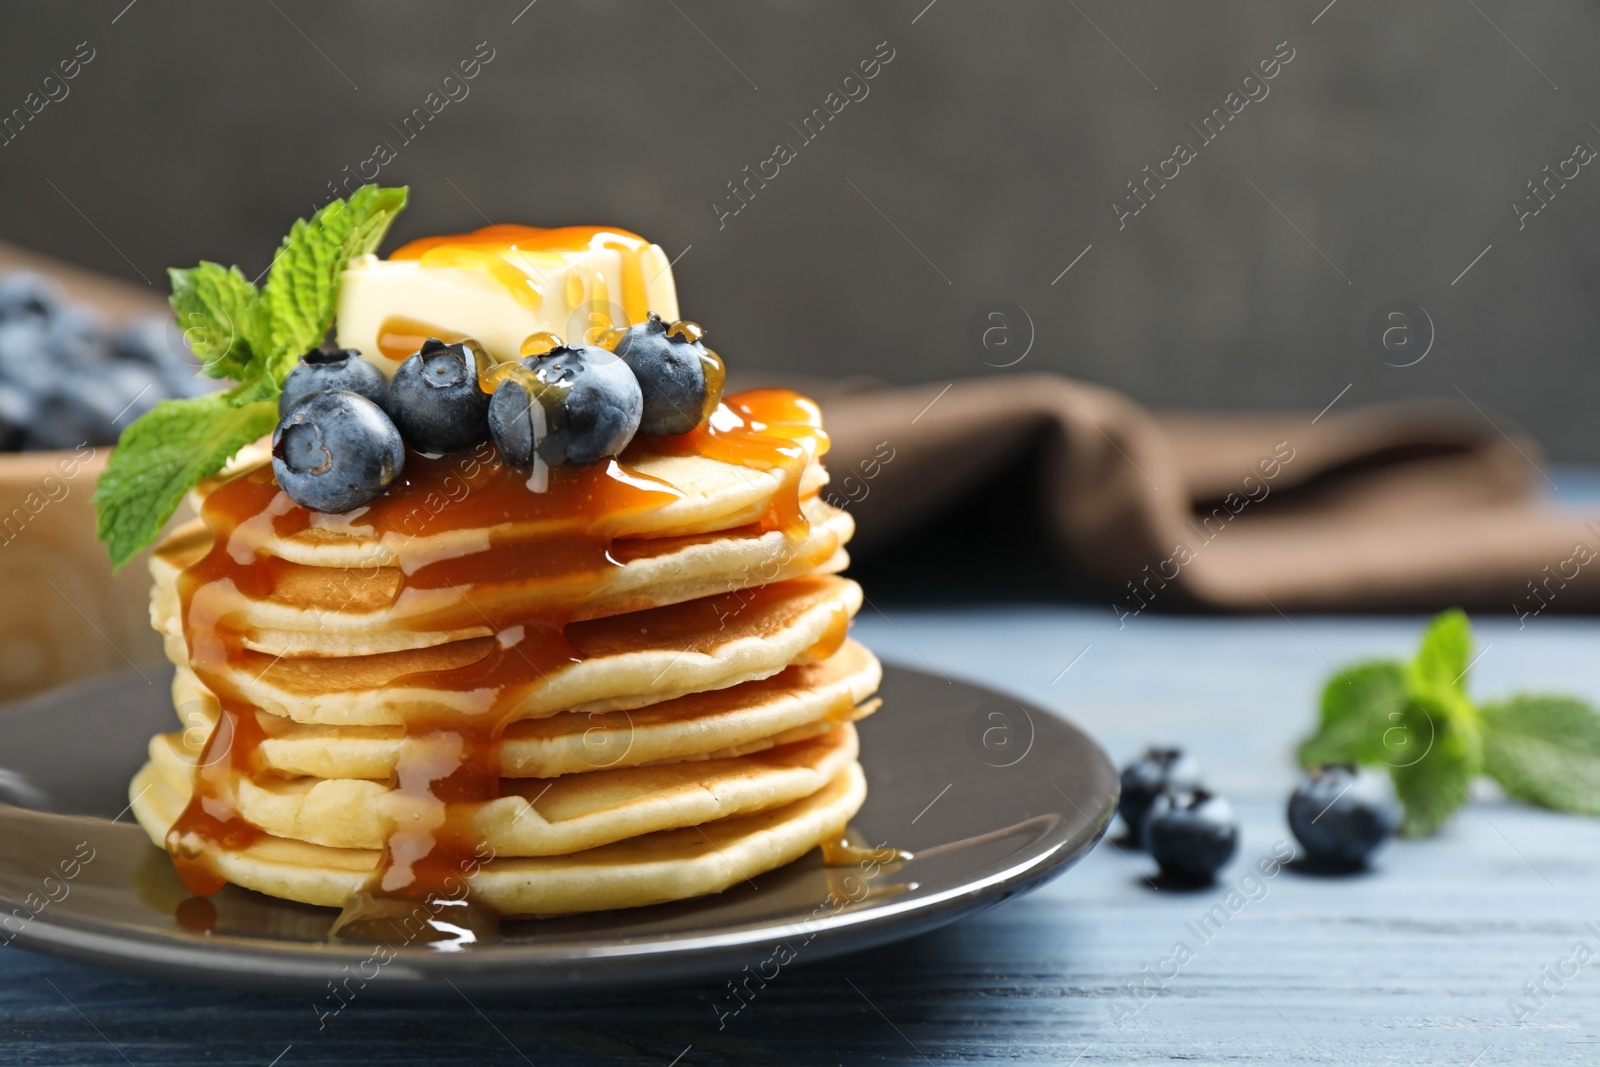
[198,427,831,573]
[134,372,876,920]
[131,758,868,915]
[164,575,862,728]
[148,500,853,657]
[173,638,882,780]
[144,723,858,856]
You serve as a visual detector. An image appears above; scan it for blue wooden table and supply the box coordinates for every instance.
[6,596,1600,1065]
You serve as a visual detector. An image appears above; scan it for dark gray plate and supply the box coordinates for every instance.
[0,662,1116,994]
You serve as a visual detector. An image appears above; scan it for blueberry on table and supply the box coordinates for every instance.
[1288,765,1397,871]
[280,348,388,414]
[1143,789,1239,883]
[272,390,404,512]
[488,344,642,469]
[386,338,492,454]
[1118,746,1204,846]
[613,312,722,435]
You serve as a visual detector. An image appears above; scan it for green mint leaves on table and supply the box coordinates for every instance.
[93,185,408,569]
[1299,608,1600,835]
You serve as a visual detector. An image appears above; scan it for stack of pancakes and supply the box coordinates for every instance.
[129,398,879,920]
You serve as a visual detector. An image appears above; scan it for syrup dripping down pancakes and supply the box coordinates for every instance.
[128,388,881,931]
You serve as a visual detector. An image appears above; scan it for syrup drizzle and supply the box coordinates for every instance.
[168,391,830,942]
[389,225,657,327]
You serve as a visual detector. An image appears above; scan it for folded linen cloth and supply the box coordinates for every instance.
[813,374,1591,616]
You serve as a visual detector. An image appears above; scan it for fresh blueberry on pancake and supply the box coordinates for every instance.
[614,312,723,435]
[1142,788,1239,883]
[386,337,492,454]
[279,347,388,414]
[489,343,642,468]
[271,389,405,512]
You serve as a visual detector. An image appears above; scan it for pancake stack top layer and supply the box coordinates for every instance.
[127,222,883,936]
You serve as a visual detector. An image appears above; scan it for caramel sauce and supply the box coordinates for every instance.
[819,840,911,867]
[377,317,466,364]
[417,247,543,311]
[166,390,830,941]
[518,331,564,359]
[174,895,219,933]
[806,608,851,663]
[645,389,826,544]
[389,225,656,325]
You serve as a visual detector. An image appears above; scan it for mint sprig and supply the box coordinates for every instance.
[1299,609,1600,835]
[1482,695,1600,815]
[93,184,409,568]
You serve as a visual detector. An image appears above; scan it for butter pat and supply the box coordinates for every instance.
[335,225,679,375]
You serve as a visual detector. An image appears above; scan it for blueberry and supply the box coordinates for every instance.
[272,391,404,512]
[488,344,642,468]
[1287,765,1397,871]
[0,382,35,451]
[0,271,63,323]
[115,315,203,381]
[613,312,722,435]
[386,338,491,454]
[31,363,165,450]
[280,347,387,415]
[1143,789,1239,884]
[1118,746,1204,846]
[0,320,56,396]
[44,306,109,371]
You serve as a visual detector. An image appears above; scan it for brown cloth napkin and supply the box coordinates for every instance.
[811,374,1597,616]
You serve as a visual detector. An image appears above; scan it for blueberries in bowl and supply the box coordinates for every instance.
[0,382,35,451]
[614,312,722,435]
[1287,765,1397,872]
[386,338,493,454]
[280,347,388,414]
[0,271,63,323]
[1143,789,1239,884]
[1118,746,1204,846]
[488,344,643,468]
[31,363,164,451]
[272,391,404,512]
[0,271,227,451]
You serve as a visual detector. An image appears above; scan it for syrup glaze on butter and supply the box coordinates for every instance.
[168,390,835,943]
[389,224,656,323]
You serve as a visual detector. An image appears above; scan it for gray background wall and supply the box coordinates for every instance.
[1,1,1597,456]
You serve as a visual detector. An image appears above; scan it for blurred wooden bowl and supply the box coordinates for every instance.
[0,450,164,704]
[0,241,170,703]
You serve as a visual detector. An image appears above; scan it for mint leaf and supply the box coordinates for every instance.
[93,389,279,568]
[1380,609,1483,836]
[1482,695,1600,815]
[96,184,410,567]
[1409,608,1472,695]
[168,262,267,382]
[263,184,408,375]
[1390,695,1479,836]
[1297,660,1407,768]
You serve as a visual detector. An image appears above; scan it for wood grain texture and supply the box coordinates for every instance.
[5,602,1600,1064]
